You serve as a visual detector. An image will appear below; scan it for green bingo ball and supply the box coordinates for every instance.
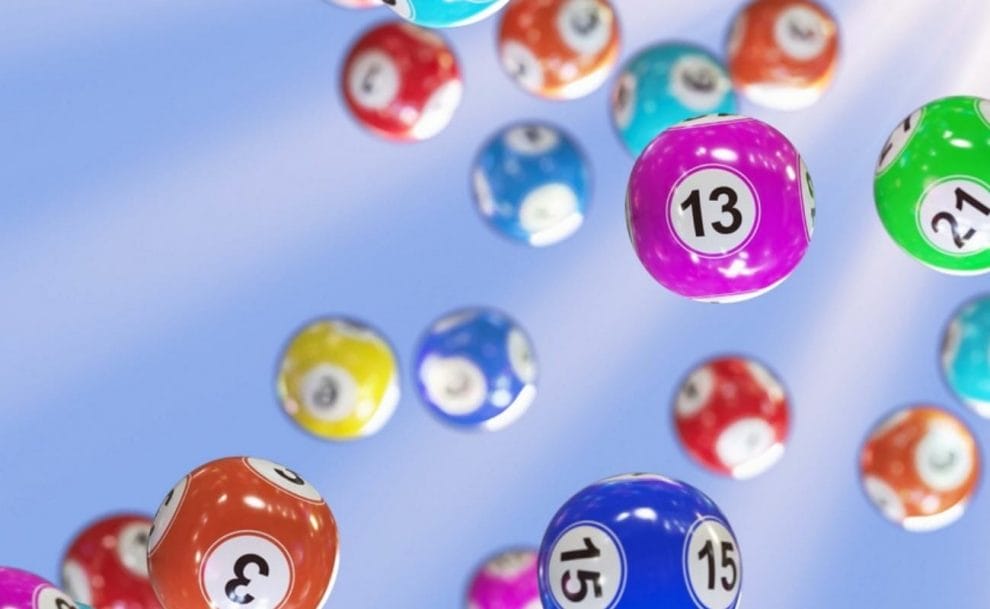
[874,96,990,274]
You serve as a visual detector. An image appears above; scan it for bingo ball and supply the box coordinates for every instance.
[472,123,590,246]
[674,355,790,478]
[538,474,742,609]
[277,317,399,440]
[342,22,462,141]
[414,307,537,431]
[942,294,990,417]
[611,42,735,156]
[0,567,86,609]
[860,406,981,532]
[467,549,540,609]
[626,115,815,302]
[326,0,379,8]
[61,514,161,609]
[874,96,990,274]
[147,457,339,609]
[498,0,620,100]
[726,0,840,110]
[384,0,509,28]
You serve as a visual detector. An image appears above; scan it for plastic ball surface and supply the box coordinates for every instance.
[498,0,619,100]
[860,406,981,532]
[874,96,990,274]
[538,474,741,609]
[611,43,735,156]
[942,294,990,417]
[726,0,840,110]
[61,514,161,609]
[0,567,85,609]
[467,549,540,609]
[414,307,537,430]
[626,114,815,302]
[341,22,462,141]
[472,123,590,246]
[277,317,399,440]
[383,0,509,28]
[326,0,379,8]
[674,355,790,478]
[147,457,339,609]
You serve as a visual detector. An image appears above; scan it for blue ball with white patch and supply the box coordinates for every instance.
[414,307,537,430]
[942,294,990,418]
[611,42,736,156]
[472,123,590,247]
[383,0,509,28]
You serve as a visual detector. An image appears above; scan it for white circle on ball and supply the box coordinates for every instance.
[546,522,626,609]
[876,108,923,174]
[941,319,962,371]
[683,518,741,609]
[978,99,990,128]
[421,355,488,415]
[35,587,82,609]
[484,550,536,578]
[347,50,400,111]
[676,366,715,418]
[505,125,559,155]
[917,177,990,255]
[61,560,93,604]
[383,0,413,20]
[863,475,907,523]
[914,421,974,492]
[799,157,815,238]
[507,328,537,384]
[669,55,730,112]
[245,457,324,503]
[200,532,293,609]
[299,363,359,423]
[612,72,637,130]
[501,40,545,93]
[473,169,497,217]
[411,79,462,140]
[774,5,828,61]
[149,475,188,554]
[715,417,780,476]
[556,0,613,56]
[519,183,583,246]
[117,521,152,578]
[668,166,759,256]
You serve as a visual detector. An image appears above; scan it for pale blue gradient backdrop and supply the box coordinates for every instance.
[2,1,989,607]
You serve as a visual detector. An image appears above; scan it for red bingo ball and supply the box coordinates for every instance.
[61,514,161,609]
[342,21,462,141]
[147,457,339,609]
[674,355,790,478]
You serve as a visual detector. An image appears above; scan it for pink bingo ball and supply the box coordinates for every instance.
[467,548,540,609]
[626,114,815,302]
[0,566,88,609]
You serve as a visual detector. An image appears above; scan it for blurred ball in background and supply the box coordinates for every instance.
[277,317,400,441]
[472,123,590,247]
[467,548,540,609]
[383,0,510,29]
[414,307,537,431]
[860,406,981,532]
[726,0,840,110]
[611,42,735,156]
[941,294,990,418]
[0,567,88,609]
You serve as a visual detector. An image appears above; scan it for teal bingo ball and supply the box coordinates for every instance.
[942,293,990,417]
[384,0,509,28]
[611,42,736,155]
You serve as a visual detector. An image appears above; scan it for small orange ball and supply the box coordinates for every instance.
[726,0,839,110]
[498,0,620,100]
[860,406,981,532]
[147,457,339,609]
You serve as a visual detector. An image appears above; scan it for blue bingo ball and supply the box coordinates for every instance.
[472,123,591,247]
[414,307,537,430]
[610,43,736,155]
[539,474,742,609]
[942,294,990,417]
[384,0,510,28]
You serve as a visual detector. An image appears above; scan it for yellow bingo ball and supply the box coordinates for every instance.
[277,318,400,440]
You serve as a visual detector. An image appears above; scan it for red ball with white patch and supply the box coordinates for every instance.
[674,355,790,478]
[61,514,161,609]
[342,22,462,141]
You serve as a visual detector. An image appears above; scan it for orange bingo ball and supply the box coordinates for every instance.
[726,0,839,110]
[860,406,981,532]
[498,0,620,100]
[147,457,339,609]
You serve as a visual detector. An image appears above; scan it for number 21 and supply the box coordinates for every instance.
[931,187,990,249]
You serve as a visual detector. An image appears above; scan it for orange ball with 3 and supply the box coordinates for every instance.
[147,457,339,609]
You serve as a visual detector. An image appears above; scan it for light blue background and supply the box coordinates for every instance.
[1,1,989,607]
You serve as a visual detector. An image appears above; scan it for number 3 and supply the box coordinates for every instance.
[225,554,270,605]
